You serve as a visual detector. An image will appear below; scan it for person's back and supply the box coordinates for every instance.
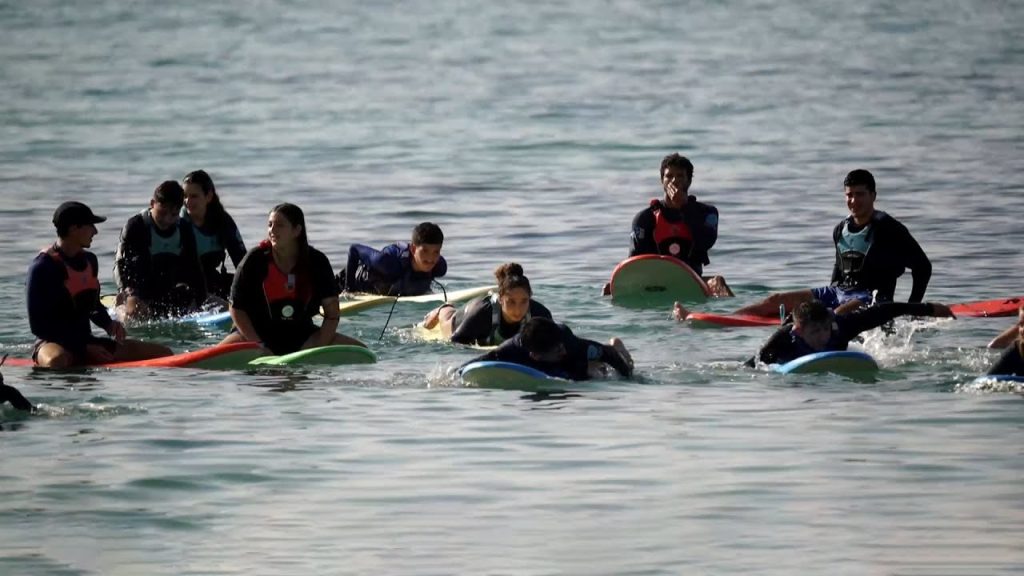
[338,222,447,296]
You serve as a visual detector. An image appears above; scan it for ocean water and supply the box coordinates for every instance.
[1,0,1023,574]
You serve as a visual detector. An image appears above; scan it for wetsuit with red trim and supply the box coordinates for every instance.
[629,197,719,274]
[230,241,338,355]
[26,245,115,362]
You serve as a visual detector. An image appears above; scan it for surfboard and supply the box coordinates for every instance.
[950,296,1023,318]
[460,360,570,391]
[609,255,709,306]
[100,295,233,329]
[686,311,781,328]
[248,345,377,366]
[412,322,498,350]
[773,350,879,375]
[3,342,264,370]
[336,285,495,315]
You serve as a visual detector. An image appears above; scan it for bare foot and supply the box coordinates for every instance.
[706,275,734,298]
[609,337,634,373]
[672,301,690,321]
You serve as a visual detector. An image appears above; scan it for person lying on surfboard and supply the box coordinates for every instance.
[221,203,366,355]
[675,169,932,321]
[113,181,212,322]
[181,170,247,300]
[745,299,955,367]
[423,263,553,346]
[26,202,172,368]
[336,222,446,297]
[1,360,34,412]
[986,306,1024,376]
[463,317,634,381]
[603,153,732,298]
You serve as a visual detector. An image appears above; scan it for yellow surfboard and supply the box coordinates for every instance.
[335,285,495,316]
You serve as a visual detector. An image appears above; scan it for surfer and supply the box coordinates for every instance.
[220,203,366,355]
[27,202,173,368]
[423,263,553,346]
[463,317,634,381]
[181,170,247,300]
[113,181,210,321]
[604,153,732,297]
[745,299,955,367]
[336,222,446,297]
[986,306,1024,376]
[0,366,33,412]
[675,169,932,321]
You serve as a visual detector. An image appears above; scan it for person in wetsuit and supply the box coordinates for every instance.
[219,203,365,355]
[26,201,173,368]
[423,263,553,346]
[1,361,33,412]
[746,299,955,367]
[114,181,208,321]
[337,222,447,296]
[181,170,246,299]
[675,169,932,321]
[463,317,634,381]
[986,306,1024,376]
[605,153,732,297]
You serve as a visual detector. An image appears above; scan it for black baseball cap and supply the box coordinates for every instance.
[53,201,106,230]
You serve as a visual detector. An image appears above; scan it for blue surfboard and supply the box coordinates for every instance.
[773,350,879,375]
[460,360,570,391]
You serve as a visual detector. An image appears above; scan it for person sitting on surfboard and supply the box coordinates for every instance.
[114,181,210,321]
[423,263,553,346]
[604,153,732,297]
[1,359,33,412]
[746,299,955,367]
[675,169,933,321]
[26,202,173,368]
[336,222,446,297]
[464,317,634,381]
[986,306,1024,376]
[181,170,247,300]
[220,203,366,355]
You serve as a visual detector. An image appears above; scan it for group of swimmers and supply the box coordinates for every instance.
[4,155,1023,411]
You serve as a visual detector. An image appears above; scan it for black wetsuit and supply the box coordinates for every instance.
[0,374,32,412]
[182,210,246,299]
[451,296,553,346]
[463,323,632,381]
[629,196,719,275]
[114,210,207,315]
[829,211,931,303]
[749,302,938,366]
[338,242,446,296]
[987,343,1024,376]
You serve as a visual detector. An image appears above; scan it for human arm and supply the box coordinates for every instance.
[896,222,931,303]
[988,323,1020,350]
[0,383,33,412]
[221,213,247,268]
[26,256,79,348]
[691,201,719,256]
[449,298,493,345]
[306,250,341,348]
[987,343,1024,376]
[628,209,657,257]
[838,302,953,338]
[227,248,265,343]
[114,216,151,297]
[86,252,116,336]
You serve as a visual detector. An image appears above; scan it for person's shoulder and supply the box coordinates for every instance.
[27,250,54,273]
[530,299,553,317]
[308,246,331,264]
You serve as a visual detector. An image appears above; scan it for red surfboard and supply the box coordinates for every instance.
[686,312,781,327]
[3,342,264,370]
[949,296,1023,318]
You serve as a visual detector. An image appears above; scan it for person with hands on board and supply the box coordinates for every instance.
[220,203,365,355]
[337,222,447,297]
[27,201,172,368]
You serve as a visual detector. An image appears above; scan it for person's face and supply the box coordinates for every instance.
[68,222,98,248]
[845,185,875,221]
[150,201,181,231]
[795,319,832,351]
[661,165,691,207]
[499,287,531,323]
[267,211,301,249]
[529,342,566,363]
[183,182,211,220]
[411,243,442,273]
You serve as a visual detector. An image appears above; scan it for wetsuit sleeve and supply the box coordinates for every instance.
[449,298,493,345]
[115,216,151,297]
[180,224,208,301]
[462,337,527,368]
[893,221,931,303]
[229,248,264,313]
[836,302,936,341]
[562,327,632,379]
[530,300,554,320]
[87,252,113,332]
[26,256,70,345]
[829,221,844,286]
[754,326,796,366]
[373,244,407,278]
[987,343,1024,376]
[0,383,33,412]
[220,212,247,268]
[309,249,337,303]
[693,202,719,257]
[629,208,657,257]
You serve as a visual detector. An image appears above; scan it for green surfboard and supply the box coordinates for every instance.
[609,255,709,307]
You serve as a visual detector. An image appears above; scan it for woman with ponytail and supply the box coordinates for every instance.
[423,263,552,347]
[181,170,247,299]
[220,204,364,354]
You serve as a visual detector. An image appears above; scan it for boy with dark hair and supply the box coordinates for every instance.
[337,222,447,296]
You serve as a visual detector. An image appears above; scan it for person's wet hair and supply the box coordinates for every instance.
[495,262,532,297]
[183,170,228,227]
[793,300,832,328]
[843,169,876,195]
[153,180,185,207]
[660,153,694,180]
[412,222,443,245]
[520,317,562,355]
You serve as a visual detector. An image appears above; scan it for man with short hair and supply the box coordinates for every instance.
[337,222,447,296]
[27,201,172,367]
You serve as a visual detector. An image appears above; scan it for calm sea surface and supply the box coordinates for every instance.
[2,0,1022,574]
